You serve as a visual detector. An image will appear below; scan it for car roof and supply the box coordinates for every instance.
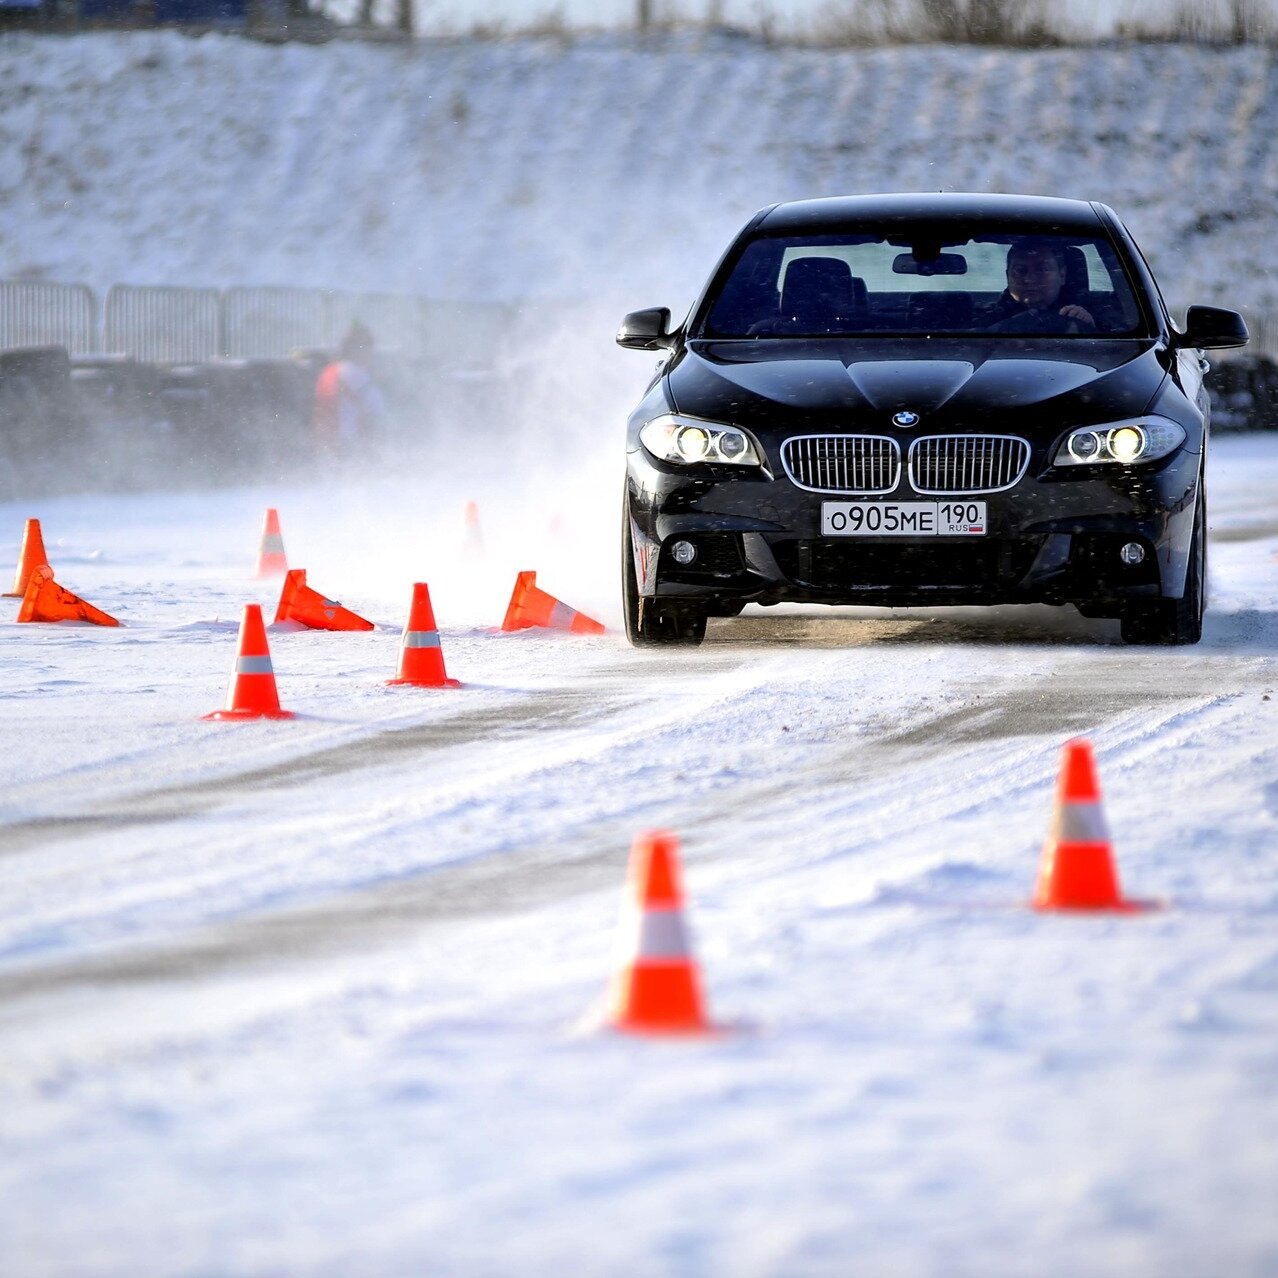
[755,192,1111,233]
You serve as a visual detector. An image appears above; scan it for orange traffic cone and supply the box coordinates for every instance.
[5,518,51,598]
[254,508,288,578]
[462,500,484,560]
[1033,739,1147,912]
[275,568,374,631]
[203,603,295,721]
[501,570,605,635]
[16,565,119,626]
[606,831,716,1035]
[387,583,461,687]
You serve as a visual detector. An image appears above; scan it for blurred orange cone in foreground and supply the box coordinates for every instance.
[387,582,460,688]
[607,831,715,1035]
[501,570,605,635]
[462,500,484,560]
[5,518,51,597]
[254,507,288,578]
[275,568,373,631]
[1033,739,1146,912]
[17,565,119,626]
[203,603,294,721]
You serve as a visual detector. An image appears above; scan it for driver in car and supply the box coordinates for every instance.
[982,240,1096,333]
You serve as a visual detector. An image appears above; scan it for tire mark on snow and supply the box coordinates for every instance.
[0,669,1253,1003]
[0,683,662,857]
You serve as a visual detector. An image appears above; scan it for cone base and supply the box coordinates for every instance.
[3,589,23,598]
[386,676,462,688]
[1032,897,1157,914]
[202,707,297,721]
[608,1016,721,1038]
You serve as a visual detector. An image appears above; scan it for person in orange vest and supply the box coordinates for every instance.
[313,320,387,458]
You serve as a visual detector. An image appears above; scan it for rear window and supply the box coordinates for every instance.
[701,227,1146,339]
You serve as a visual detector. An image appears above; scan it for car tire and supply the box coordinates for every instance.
[622,499,708,647]
[1120,478,1206,646]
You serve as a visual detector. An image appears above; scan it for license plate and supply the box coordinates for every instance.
[821,501,987,536]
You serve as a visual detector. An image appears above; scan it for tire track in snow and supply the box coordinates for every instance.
[0,642,1265,1004]
[0,658,743,858]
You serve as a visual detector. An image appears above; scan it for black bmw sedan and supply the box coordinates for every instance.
[618,193,1248,646]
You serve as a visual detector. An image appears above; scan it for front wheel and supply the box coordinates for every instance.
[622,501,708,647]
[1120,480,1206,646]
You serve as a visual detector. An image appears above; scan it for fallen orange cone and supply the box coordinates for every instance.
[501,570,604,635]
[203,603,294,721]
[387,582,460,688]
[5,518,51,598]
[606,830,716,1035]
[1033,739,1148,912]
[16,565,119,627]
[462,499,484,560]
[275,568,374,631]
[254,507,288,578]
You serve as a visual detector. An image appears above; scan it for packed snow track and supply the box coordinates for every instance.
[1,436,1276,1277]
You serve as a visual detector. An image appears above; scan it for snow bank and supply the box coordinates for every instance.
[1,31,1275,321]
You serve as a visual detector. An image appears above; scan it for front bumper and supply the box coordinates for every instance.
[626,445,1201,610]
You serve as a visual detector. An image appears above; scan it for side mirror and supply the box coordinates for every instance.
[1175,305,1249,350]
[617,307,673,351]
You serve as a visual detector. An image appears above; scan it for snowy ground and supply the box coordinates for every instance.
[0,432,1275,1277]
[2,25,1278,1277]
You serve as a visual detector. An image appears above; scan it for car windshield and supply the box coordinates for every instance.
[700,226,1148,339]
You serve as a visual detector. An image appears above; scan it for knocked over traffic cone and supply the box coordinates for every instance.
[501,570,605,635]
[462,500,484,560]
[16,565,119,627]
[387,583,460,688]
[1033,739,1147,912]
[275,568,374,631]
[606,831,715,1035]
[203,603,294,721]
[254,508,288,578]
[5,518,50,597]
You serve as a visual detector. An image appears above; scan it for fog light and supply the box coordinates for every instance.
[671,539,697,566]
[1120,541,1145,565]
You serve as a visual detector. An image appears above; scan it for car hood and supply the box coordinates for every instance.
[666,338,1167,430]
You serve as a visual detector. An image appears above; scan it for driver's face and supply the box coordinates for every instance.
[1007,249,1064,307]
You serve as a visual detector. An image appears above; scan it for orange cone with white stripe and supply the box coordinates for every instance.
[1033,739,1144,911]
[274,568,374,631]
[254,508,288,578]
[17,565,119,626]
[387,582,460,688]
[501,570,605,635]
[5,518,51,597]
[203,603,295,721]
[607,831,714,1035]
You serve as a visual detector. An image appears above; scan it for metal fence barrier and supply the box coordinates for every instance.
[0,281,98,355]
[105,284,221,363]
[0,281,456,363]
[221,285,330,359]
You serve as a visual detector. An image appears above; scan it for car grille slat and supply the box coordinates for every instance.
[908,434,1030,494]
[782,434,900,494]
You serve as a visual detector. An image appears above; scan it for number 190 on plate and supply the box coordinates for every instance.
[821,501,987,536]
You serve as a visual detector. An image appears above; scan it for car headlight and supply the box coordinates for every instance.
[639,414,763,466]
[1053,417,1186,466]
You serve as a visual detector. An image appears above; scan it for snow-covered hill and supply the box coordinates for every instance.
[2,31,1276,323]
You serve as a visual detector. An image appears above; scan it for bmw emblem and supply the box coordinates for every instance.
[892,410,920,428]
